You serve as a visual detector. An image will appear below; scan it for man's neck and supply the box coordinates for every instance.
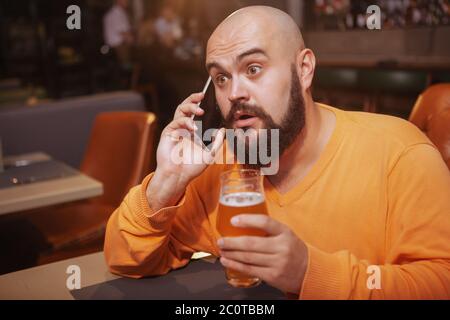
[267,97,336,194]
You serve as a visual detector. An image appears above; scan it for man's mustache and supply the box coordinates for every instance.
[223,102,272,126]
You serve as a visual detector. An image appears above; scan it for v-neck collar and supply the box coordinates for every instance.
[263,104,345,206]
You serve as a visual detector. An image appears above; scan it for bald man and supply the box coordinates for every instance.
[104,6,450,299]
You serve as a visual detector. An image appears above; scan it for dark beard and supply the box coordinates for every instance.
[221,64,306,168]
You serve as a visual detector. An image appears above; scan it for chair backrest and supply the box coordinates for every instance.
[314,67,359,90]
[0,91,146,168]
[80,111,157,207]
[409,84,450,169]
[359,69,427,94]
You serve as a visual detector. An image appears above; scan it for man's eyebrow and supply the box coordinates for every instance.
[206,48,268,73]
[206,61,224,73]
[236,48,268,63]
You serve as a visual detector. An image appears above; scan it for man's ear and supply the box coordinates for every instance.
[295,49,316,91]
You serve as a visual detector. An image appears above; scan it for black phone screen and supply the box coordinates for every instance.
[193,78,223,148]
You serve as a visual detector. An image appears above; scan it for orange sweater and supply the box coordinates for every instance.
[104,104,450,299]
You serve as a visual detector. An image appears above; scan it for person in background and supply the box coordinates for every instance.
[134,4,181,128]
[136,11,156,48]
[154,2,183,49]
[131,0,145,30]
[103,0,134,66]
[174,18,203,61]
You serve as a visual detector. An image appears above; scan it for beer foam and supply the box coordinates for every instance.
[219,192,264,207]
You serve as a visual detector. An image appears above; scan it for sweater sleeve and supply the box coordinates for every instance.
[300,144,450,299]
[104,173,219,278]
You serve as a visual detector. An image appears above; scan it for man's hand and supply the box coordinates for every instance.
[217,214,308,295]
[156,92,225,181]
[146,92,225,211]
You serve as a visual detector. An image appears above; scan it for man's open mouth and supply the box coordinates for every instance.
[233,111,259,128]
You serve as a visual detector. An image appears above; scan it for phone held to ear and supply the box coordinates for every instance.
[192,77,223,150]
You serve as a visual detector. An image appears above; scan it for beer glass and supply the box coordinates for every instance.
[217,169,268,288]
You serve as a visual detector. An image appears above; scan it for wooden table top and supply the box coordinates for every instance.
[0,152,103,215]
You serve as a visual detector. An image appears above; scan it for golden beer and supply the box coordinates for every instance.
[217,170,268,288]
[218,192,268,237]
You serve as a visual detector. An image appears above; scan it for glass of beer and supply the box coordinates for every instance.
[217,169,268,288]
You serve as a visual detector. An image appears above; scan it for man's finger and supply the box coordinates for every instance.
[167,117,197,132]
[217,235,274,253]
[231,214,285,236]
[204,128,225,163]
[175,103,204,119]
[220,250,273,267]
[181,92,204,105]
[220,257,268,279]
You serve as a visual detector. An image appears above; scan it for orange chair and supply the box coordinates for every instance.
[26,111,158,264]
[409,84,450,169]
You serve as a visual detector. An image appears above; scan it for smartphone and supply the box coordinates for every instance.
[193,77,223,149]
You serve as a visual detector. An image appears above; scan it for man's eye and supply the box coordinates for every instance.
[216,75,228,85]
[248,65,262,75]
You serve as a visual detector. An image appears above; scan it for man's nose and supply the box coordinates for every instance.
[228,77,250,104]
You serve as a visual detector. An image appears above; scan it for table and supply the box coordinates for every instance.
[0,252,285,300]
[0,252,117,299]
[0,152,103,215]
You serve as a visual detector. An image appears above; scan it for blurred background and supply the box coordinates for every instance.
[1,0,449,120]
[0,0,449,275]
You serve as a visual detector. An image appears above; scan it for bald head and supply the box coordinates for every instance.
[207,6,305,64]
[204,7,314,165]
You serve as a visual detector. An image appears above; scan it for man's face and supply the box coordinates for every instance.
[206,22,305,164]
